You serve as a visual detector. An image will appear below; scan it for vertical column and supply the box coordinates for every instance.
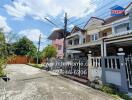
[101,57,106,84]
[101,38,107,57]
[117,48,128,93]
[101,39,104,57]
[88,51,92,81]
[104,42,107,57]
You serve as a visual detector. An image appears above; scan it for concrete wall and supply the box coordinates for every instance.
[91,68,102,81]
[105,70,121,86]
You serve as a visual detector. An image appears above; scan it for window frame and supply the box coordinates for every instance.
[91,33,99,41]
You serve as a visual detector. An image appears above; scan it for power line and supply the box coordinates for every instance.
[67,0,118,26]
[72,0,130,28]
[67,0,105,23]
[75,14,109,27]
[46,14,63,27]
[44,18,61,28]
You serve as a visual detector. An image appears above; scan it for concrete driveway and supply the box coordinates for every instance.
[0,64,117,100]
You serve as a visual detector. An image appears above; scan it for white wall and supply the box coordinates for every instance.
[91,68,102,81]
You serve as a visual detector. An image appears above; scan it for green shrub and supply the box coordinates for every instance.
[101,84,132,100]
[118,93,132,100]
[34,64,40,68]
[101,85,117,94]
[0,58,5,77]
[28,63,44,69]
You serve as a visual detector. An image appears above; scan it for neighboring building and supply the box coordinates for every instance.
[52,39,64,59]
[48,29,70,59]
[66,26,85,59]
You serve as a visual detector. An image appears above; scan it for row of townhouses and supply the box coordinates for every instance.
[49,3,132,93]
[66,5,132,59]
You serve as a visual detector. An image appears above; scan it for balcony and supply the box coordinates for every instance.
[67,39,102,50]
[107,29,132,38]
[67,31,85,48]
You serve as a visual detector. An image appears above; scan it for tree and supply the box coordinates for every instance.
[42,45,57,58]
[13,36,37,56]
[0,32,6,77]
[0,31,5,43]
[34,51,43,64]
[0,31,19,77]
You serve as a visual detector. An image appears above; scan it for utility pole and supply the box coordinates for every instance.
[63,13,67,59]
[37,34,41,64]
[44,13,68,58]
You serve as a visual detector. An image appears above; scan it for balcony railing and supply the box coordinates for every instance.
[108,30,132,38]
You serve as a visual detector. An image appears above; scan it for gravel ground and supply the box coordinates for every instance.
[0,64,118,100]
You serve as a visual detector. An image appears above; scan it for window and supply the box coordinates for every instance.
[83,38,85,43]
[58,45,62,50]
[68,40,72,45]
[102,33,107,37]
[115,23,130,33]
[127,26,130,30]
[74,38,79,45]
[91,33,98,41]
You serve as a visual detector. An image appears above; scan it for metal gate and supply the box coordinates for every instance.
[71,58,88,79]
[50,58,88,79]
[125,56,132,88]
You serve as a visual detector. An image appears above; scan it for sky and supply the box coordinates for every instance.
[0,0,132,50]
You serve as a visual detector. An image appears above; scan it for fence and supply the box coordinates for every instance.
[89,54,130,93]
[50,58,88,79]
[125,56,132,88]
[49,54,131,92]
[8,56,33,64]
[103,56,121,86]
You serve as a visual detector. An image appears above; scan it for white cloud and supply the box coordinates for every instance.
[4,0,96,20]
[68,24,74,29]
[4,1,31,19]
[0,16,12,33]
[18,29,47,42]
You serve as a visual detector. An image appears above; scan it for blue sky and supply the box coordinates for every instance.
[0,0,131,50]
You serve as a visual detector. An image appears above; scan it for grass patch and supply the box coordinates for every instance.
[28,63,44,69]
[101,84,132,100]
